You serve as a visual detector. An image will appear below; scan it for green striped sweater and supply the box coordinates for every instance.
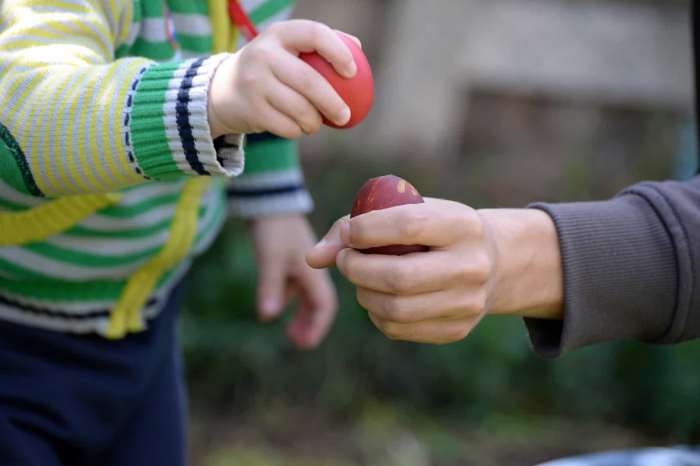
[0,0,312,337]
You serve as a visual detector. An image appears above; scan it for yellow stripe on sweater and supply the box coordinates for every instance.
[26,72,76,194]
[114,0,132,47]
[111,60,149,186]
[100,65,133,185]
[33,71,81,195]
[91,64,120,188]
[106,178,212,339]
[72,72,102,192]
[38,13,113,58]
[54,70,86,194]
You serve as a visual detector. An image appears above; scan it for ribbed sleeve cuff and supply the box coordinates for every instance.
[226,168,313,218]
[525,192,678,358]
[127,54,244,180]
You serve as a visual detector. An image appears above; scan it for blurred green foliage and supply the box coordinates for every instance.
[183,107,700,463]
[206,447,355,466]
[183,151,700,448]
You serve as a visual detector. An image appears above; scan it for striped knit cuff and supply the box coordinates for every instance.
[127,54,244,180]
[227,168,314,218]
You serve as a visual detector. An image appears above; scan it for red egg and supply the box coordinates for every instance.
[351,175,429,255]
[300,32,374,129]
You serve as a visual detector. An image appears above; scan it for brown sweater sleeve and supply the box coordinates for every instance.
[525,176,700,358]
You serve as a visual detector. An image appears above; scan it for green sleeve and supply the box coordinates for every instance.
[226,134,313,218]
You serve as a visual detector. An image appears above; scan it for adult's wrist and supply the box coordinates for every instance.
[478,209,564,319]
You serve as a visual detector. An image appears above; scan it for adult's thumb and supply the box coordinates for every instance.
[306,216,349,269]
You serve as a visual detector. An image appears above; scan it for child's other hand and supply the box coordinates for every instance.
[209,20,356,139]
[251,215,338,350]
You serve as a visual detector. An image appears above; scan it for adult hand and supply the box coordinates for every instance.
[308,199,563,344]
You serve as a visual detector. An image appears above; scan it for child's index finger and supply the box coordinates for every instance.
[280,20,357,78]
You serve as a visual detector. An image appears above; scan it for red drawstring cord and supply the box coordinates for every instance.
[228,0,259,41]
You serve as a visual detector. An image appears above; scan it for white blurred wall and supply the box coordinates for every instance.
[295,0,692,158]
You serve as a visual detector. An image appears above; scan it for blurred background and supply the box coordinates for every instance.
[184,0,700,464]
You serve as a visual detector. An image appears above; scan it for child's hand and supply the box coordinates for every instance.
[209,20,356,139]
[306,199,564,345]
[251,214,338,349]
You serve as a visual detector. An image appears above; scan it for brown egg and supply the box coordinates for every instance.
[350,175,429,255]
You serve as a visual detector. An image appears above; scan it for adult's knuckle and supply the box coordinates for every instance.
[468,211,486,238]
[349,220,370,247]
[449,212,472,239]
[398,212,427,242]
[453,262,473,286]
[356,288,370,310]
[471,252,493,284]
[341,254,360,284]
[452,326,471,342]
[381,322,403,340]
[466,290,488,315]
[383,298,409,322]
[387,268,414,294]
[453,294,476,317]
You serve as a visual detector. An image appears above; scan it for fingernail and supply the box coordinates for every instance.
[260,298,280,317]
[347,60,357,77]
[344,33,363,49]
[338,107,351,126]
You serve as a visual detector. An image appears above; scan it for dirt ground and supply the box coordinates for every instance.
[190,403,657,466]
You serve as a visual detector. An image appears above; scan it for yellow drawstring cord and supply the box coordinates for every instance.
[105,178,212,339]
[6,3,242,337]
[0,193,122,246]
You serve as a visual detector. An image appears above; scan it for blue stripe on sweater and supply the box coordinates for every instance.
[226,184,305,198]
[176,57,209,176]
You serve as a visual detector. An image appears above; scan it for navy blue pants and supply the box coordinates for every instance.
[0,286,187,466]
